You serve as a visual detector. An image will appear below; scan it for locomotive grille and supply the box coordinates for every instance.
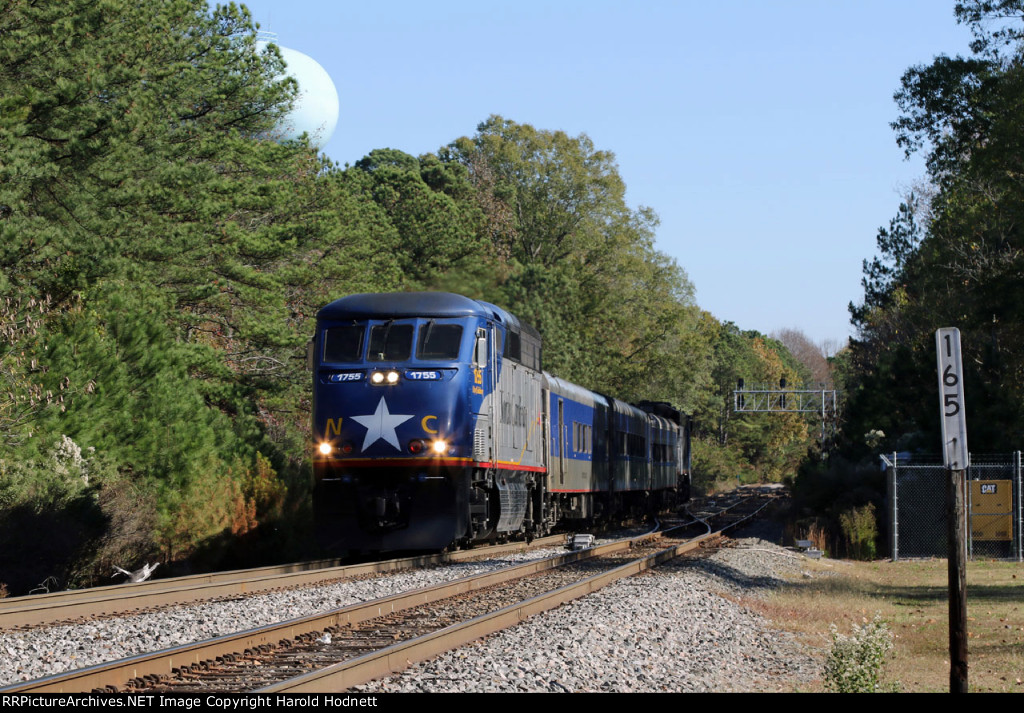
[496,477,528,532]
[474,428,488,461]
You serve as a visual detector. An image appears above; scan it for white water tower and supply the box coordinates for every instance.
[257,38,339,151]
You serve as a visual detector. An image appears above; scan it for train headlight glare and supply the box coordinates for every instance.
[370,371,385,384]
[318,442,333,456]
[431,439,448,454]
[386,370,399,384]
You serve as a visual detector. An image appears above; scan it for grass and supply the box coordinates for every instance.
[746,555,1024,692]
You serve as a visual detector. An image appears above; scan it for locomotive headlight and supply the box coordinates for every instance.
[318,442,333,456]
[431,439,448,455]
[370,370,400,385]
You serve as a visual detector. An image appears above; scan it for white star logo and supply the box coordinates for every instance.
[351,396,414,451]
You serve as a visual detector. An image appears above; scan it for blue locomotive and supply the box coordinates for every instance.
[310,292,690,552]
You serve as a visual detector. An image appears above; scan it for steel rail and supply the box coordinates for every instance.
[685,493,773,531]
[0,534,644,693]
[0,535,566,630]
[718,495,779,533]
[262,530,721,692]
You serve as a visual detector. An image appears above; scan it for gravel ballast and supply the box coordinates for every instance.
[354,538,825,693]
[0,537,826,692]
[0,548,567,686]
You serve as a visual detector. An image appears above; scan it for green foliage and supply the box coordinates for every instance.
[0,436,89,510]
[839,503,879,560]
[847,3,1024,458]
[0,0,818,581]
[0,0,337,577]
[823,615,898,693]
[792,456,885,556]
[689,319,814,491]
[440,116,711,410]
[851,196,924,331]
[444,115,636,268]
[0,435,123,593]
[0,0,294,295]
[0,294,71,446]
[344,149,486,288]
[690,435,758,493]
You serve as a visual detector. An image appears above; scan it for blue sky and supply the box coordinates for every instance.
[233,0,975,348]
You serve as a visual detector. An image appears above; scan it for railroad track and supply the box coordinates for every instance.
[0,535,567,630]
[2,494,773,632]
[1,525,723,694]
[685,489,782,530]
[2,493,778,694]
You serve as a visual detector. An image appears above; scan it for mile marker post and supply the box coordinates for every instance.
[936,327,969,693]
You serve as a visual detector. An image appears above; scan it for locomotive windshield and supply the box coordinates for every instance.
[323,325,363,362]
[321,319,465,363]
[368,322,413,361]
[416,322,463,361]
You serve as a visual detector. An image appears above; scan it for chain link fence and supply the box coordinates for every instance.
[883,452,1023,561]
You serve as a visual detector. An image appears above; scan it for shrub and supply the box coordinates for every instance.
[823,614,897,693]
[840,503,878,560]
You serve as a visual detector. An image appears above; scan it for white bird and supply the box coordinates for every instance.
[317,632,332,644]
[113,562,160,583]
